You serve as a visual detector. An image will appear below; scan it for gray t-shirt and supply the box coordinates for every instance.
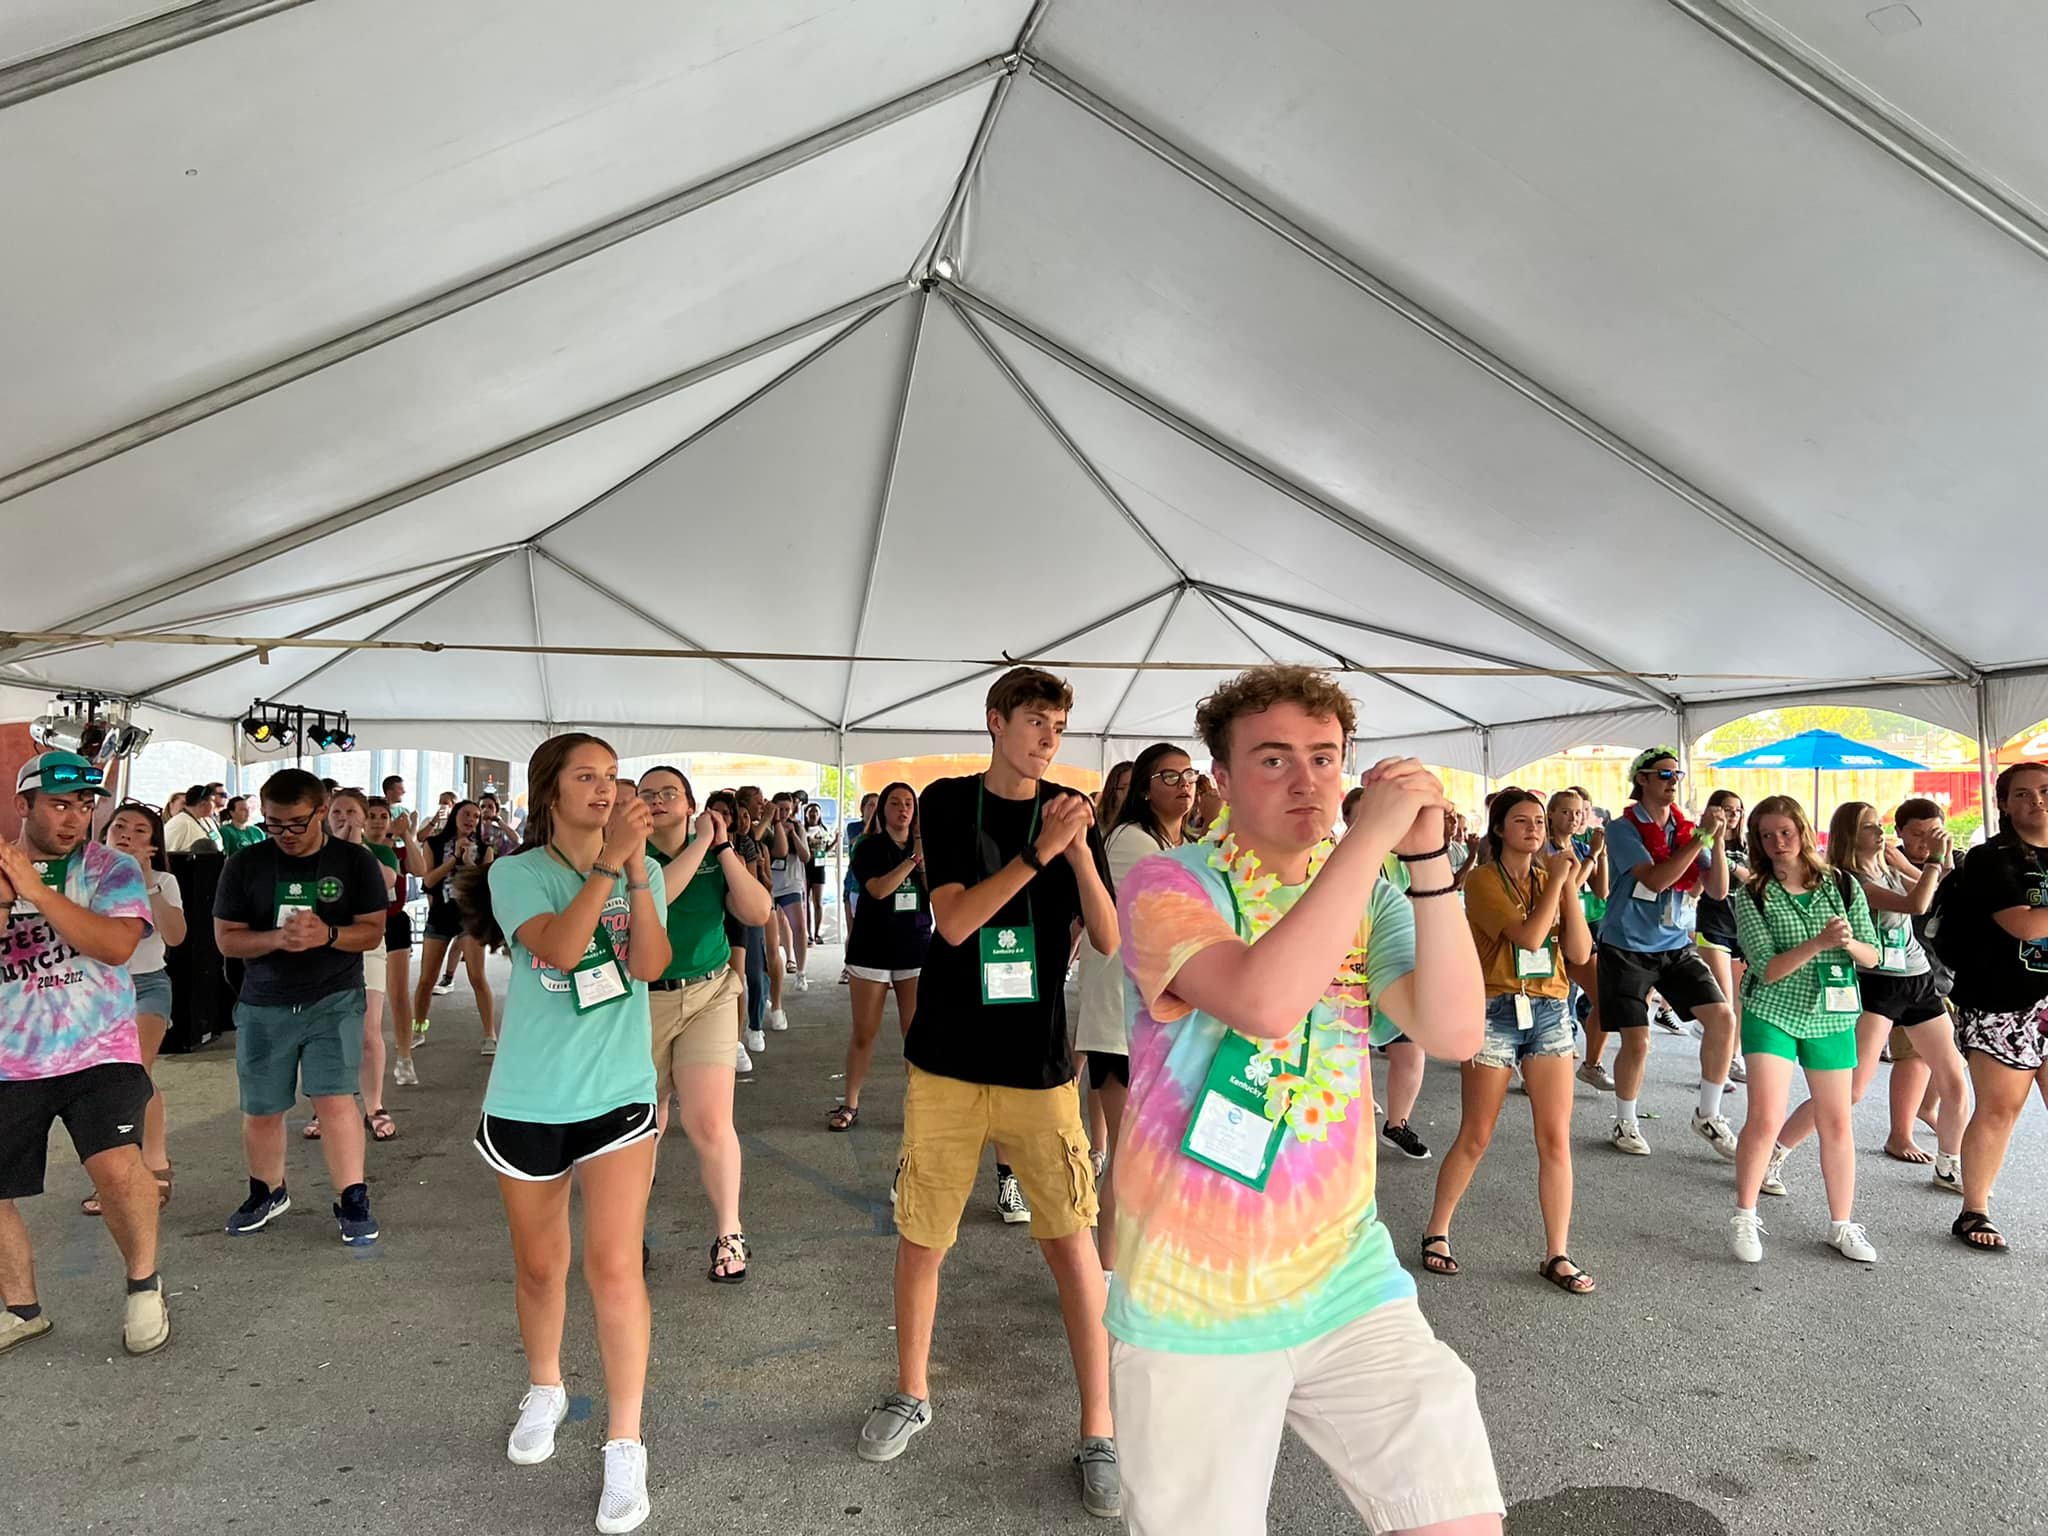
[1859,863,1930,978]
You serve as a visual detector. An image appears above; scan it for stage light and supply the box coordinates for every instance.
[30,694,151,762]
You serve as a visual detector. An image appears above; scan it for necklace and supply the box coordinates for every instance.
[1206,805,1374,1143]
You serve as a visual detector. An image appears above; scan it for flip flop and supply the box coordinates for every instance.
[302,1116,322,1141]
[828,1103,859,1132]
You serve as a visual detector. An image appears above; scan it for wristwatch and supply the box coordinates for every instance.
[1020,844,1046,873]
[323,924,338,949]
[709,841,732,859]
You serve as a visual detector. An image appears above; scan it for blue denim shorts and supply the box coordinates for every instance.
[132,969,173,1021]
[1471,993,1575,1070]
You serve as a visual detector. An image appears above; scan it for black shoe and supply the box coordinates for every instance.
[1382,1121,1432,1161]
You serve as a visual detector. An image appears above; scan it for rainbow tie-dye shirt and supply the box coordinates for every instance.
[1108,843,1417,1354]
[1,841,152,1082]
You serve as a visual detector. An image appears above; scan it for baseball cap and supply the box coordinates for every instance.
[16,750,110,797]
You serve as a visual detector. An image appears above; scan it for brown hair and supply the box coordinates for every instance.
[985,666,1073,723]
[1195,665,1356,761]
[1745,795,1833,913]
[1827,800,1877,875]
[1893,796,1943,833]
[1486,787,1544,861]
[523,731,616,851]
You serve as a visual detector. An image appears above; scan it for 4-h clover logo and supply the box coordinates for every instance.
[996,929,1020,951]
[317,877,343,903]
[1244,1057,1274,1088]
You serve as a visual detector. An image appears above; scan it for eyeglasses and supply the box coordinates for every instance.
[1150,769,1196,787]
[259,812,318,836]
[639,788,686,806]
[33,762,106,791]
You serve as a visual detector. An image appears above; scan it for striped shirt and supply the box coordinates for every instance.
[1733,872,1877,1038]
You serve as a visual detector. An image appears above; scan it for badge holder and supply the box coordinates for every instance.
[1180,1028,1307,1190]
[1819,958,1861,1016]
[274,877,317,929]
[894,881,920,913]
[979,924,1038,1003]
[1878,927,1910,974]
[570,924,630,1014]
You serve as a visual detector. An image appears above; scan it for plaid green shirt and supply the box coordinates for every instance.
[1734,873,1878,1038]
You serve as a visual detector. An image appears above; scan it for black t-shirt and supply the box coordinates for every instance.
[1946,832,2048,1013]
[847,831,932,971]
[904,774,1100,1090]
[214,836,389,1006]
[426,828,491,922]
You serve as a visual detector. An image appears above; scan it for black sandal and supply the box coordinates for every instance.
[1953,1210,2009,1253]
[1420,1234,1459,1276]
[708,1232,750,1284]
[1540,1254,1596,1294]
[827,1103,859,1132]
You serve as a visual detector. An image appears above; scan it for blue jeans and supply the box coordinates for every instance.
[1471,994,1574,1071]
[742,925,768,1034]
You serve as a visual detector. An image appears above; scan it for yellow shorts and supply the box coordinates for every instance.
[650,968,744,1103]
[895,1064,1097,1250]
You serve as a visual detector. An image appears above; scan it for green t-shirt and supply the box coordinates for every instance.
[220,824,267,854]
[483,847,666,1123]
[650,837,729,981]
[368,841,400,872]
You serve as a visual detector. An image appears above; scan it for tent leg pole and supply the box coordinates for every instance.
[835,733,849,941]
[1480,727,1495,802]
[1977,678,1999,836]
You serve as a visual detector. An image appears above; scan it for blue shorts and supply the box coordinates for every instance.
[234,989,365,1115]
[132,969,173,1021]
[1471,994,1575,1071]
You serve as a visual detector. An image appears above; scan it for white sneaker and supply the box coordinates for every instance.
[1728,1208,1766,1264]
[392,1058,418,1087]
[433,978,455,996]
[596,1438,651,1534]
[1691,1109,1738,1161]
[1933,1152,1964,1194]
[1610,1120,1651,1156]
[744,1027,767,1053]
[507,1383,569,1465]
[795,975,810,994]
[1829,1221,1878,1263]
[734,1041,755,1073]
[122,1281,170,1356]
[765,1008,789,1033]
[1760,1144,1790,1198]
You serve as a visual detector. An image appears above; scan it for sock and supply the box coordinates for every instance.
[6,1302,42,1322]
[1698,1080,1726,1119]
[995,1162,1014,1182]
[1734,1203,1756,1217]
[126,1272,160,1295]
[340,1182,370,1216]
[1615,1096,1638,1126]
[247,1176,275,1203]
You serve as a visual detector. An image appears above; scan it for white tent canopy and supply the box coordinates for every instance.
[4,0,2046,773]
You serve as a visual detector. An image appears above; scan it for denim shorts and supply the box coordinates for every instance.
[132,969,173,1020]
[234,988,365,1115]
[1471,993,1575,1070]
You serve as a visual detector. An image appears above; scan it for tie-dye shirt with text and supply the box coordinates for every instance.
[1,841,152,1081]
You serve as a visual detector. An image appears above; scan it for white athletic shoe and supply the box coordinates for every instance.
[392,1058,418,1087]
[1728,1209,1766,1264]
[734,1041,755,1073]
[1610,1120,1651,1157]
[433,977,455,996]
[1690,1109,1738,1161]
[767,1008,790,1032]
[744,1027,767,1053]
[596,1438,651,1534]
[507,1384,569,1465]
[1933,1152,1964,1194]
[1760,1144,1790,1198]
[795,975,810,994]
[1829,1221,1878,1263]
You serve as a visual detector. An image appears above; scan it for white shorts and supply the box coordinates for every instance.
[364,945,387,994]
[847,965,920,984]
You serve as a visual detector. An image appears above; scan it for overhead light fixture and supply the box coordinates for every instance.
[30,693,151,763]
[242,699,353,754]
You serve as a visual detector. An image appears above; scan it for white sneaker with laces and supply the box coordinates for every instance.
[766,1008,790,1033]
[392,1058,419,1087]
[1829,1220,1878,1263]
[1690,1109,1738,1161]
[596,1438,651,1534]
[734,1041,755,1073]
[507,1384,569,1465]
[744,1027,767,1053]
[1610,1120,1651,1157]
[1760,1144,1790,1198]
[1728,1209,1766,1263]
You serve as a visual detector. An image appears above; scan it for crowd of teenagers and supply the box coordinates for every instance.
[5,660,2048,1534]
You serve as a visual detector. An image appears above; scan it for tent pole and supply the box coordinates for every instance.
[835,732,849,943]
[1480,727,1495,802]
[0,0,307,112]
[1977,677,1999,836]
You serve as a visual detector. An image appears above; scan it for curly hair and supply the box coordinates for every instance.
[1195,665,1356,761]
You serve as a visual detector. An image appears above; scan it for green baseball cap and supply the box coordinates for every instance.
[16,750,110,797]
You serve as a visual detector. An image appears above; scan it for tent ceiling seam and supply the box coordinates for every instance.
[1104,587,1185,734]
[1020,57,1980,685]
[944,279,1682,714]
[0,59,998,504]
[0,282,909,671]
[0,0,311,111]
[838,290,930,731]
[526,547,554,733]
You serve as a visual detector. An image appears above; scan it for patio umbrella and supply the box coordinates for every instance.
[1708,729,1925,824]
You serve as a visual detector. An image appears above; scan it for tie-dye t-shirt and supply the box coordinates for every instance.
[1109,842,1417,1355]
[1,841,153,1081]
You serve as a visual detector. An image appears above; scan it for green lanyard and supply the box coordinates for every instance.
[1496,862,1557,989]
[975,779,1043,1005]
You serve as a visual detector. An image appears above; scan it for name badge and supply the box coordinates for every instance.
[1666,892,1699,931]
[1180,1029,1292,1190]
[275,877,317,928]
[894,884,920,913]
[1878,927,1910,973]
[571,925,630,1014]
[1514,944,1555,980]
[978,923,1038,1005]
[1819,958,1861,1016]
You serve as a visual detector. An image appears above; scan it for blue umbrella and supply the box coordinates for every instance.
[1709,729,1924,822]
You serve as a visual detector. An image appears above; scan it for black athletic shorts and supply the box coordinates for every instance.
[384,911,414,952]
[0,1063,153,1198]
[807,863,827,887]
[1087,1051,1130,1090]
[473,1102,658,1182]
[1859,971,1949,1028]
[1596,943,1725,1027]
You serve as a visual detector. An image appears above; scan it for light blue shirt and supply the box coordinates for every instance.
[1598,809,1713,954]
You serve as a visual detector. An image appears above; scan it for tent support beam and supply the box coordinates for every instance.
[1206,589,1485,733]
[0,0,310,112]
[1977,677,1999,836]
[946,280,1680,714]
[916,1,1049,277]
[846,581,1185,730]
[533,548,838,732]
[0,282,909,670]
[526,548,555,733]
[1104,587,1185,736]
[839,290,929,730]
[1664,0,2048,270]
[0,61,998,504]
[1023,59,1978,685]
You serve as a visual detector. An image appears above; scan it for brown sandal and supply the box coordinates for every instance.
[1420,1234,1458,1276]
[827,1103,859,1132]
[366,1109,398,1142]
[1541,1254,1596,1295]
[708,1232,750,1284]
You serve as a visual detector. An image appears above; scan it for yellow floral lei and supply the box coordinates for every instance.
[1206,805,1374,1143]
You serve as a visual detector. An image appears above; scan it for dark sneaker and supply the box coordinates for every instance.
[1382,1121,1432,1161]
[856,1393,932,1463]
[995,1171,1031,1224]
[1076,1436,1121,1517]
[334,1190,379,1245]
[225,1185,290,1235]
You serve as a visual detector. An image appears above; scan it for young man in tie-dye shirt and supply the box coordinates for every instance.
[1110,667,1503,1535]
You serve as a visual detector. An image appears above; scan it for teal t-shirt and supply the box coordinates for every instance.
[483,847,666,1123]
[650,837,729,981]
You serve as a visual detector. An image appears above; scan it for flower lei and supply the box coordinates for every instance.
[1207,805,1373,1144]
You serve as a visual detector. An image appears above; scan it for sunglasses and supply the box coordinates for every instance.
[1649,768,1686,783]
[1149,769,1197,787]
[34,762,107,791]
